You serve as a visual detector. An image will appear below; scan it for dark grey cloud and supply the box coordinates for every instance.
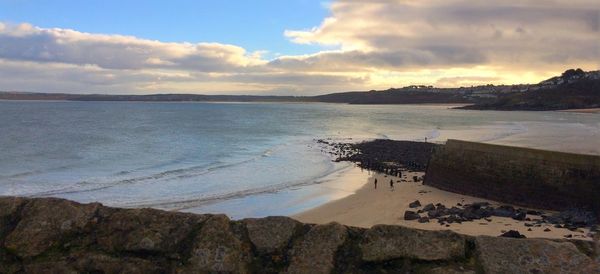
[269,47,487,72]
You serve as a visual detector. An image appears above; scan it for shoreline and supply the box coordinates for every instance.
[293,166,592,240]
[176,162,373,219]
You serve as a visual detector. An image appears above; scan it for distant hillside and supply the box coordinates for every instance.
[0,92,303,103]
[0,90,480,104]
[2,69,599,110]
[459,69,600,110]
[311,89,472,104]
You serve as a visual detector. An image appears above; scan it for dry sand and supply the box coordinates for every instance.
[558,108,600,114]
[293,168,592,240]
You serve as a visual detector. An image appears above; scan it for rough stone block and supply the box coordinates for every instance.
[475,236,596,273]
[286,222,347,274]
[96,207,207,254]
[4,198,100,258]
[360,225,466,261]
[184,215,249,273]
[0,196,28,239]
[243,216,300,253]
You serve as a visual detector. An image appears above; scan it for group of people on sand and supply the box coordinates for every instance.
[373,170,400,191]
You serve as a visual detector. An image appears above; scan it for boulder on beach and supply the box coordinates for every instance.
[408,200,421,208]
[422,203,436,212]
[512,211,527,221]
[499,230,526,238]
[418,216,430,223]
[404,211,420,220]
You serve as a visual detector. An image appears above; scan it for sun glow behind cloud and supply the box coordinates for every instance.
[0,0,598,95]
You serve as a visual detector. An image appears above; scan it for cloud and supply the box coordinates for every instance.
[284,0,600,71]
[0,23,266,71]
[0,23,372,94]
[0,59,197,92]
[0,57,367,95]
[269,48,487,72]
[0,0,599,94]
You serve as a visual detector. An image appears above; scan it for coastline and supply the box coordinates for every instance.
[293,167,592,240]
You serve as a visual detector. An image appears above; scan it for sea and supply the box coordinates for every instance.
[1,101,599,218]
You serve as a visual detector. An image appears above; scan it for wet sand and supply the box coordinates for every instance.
[293,168,591,240]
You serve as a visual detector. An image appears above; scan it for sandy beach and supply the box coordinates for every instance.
[558,108,600,114]
[293,168,592,240]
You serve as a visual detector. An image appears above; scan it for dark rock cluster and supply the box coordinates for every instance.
[404,201,598,237]
[499,230,526,239]
[1,197,599,273]
[316,138,359,160]
[317,139,440,173]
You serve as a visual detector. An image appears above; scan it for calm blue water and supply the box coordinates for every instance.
[1,101,599,218]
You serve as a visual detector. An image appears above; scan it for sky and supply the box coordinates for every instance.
[0,0,599,95]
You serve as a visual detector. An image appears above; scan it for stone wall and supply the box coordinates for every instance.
[424,139,600,215]
[0,197,598,273]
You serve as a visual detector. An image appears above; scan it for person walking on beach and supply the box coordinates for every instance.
[374,178,378,189]
[390,179,394,191]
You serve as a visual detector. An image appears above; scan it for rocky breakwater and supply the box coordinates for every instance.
[1,196,599,273]
[318,139,440,173]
